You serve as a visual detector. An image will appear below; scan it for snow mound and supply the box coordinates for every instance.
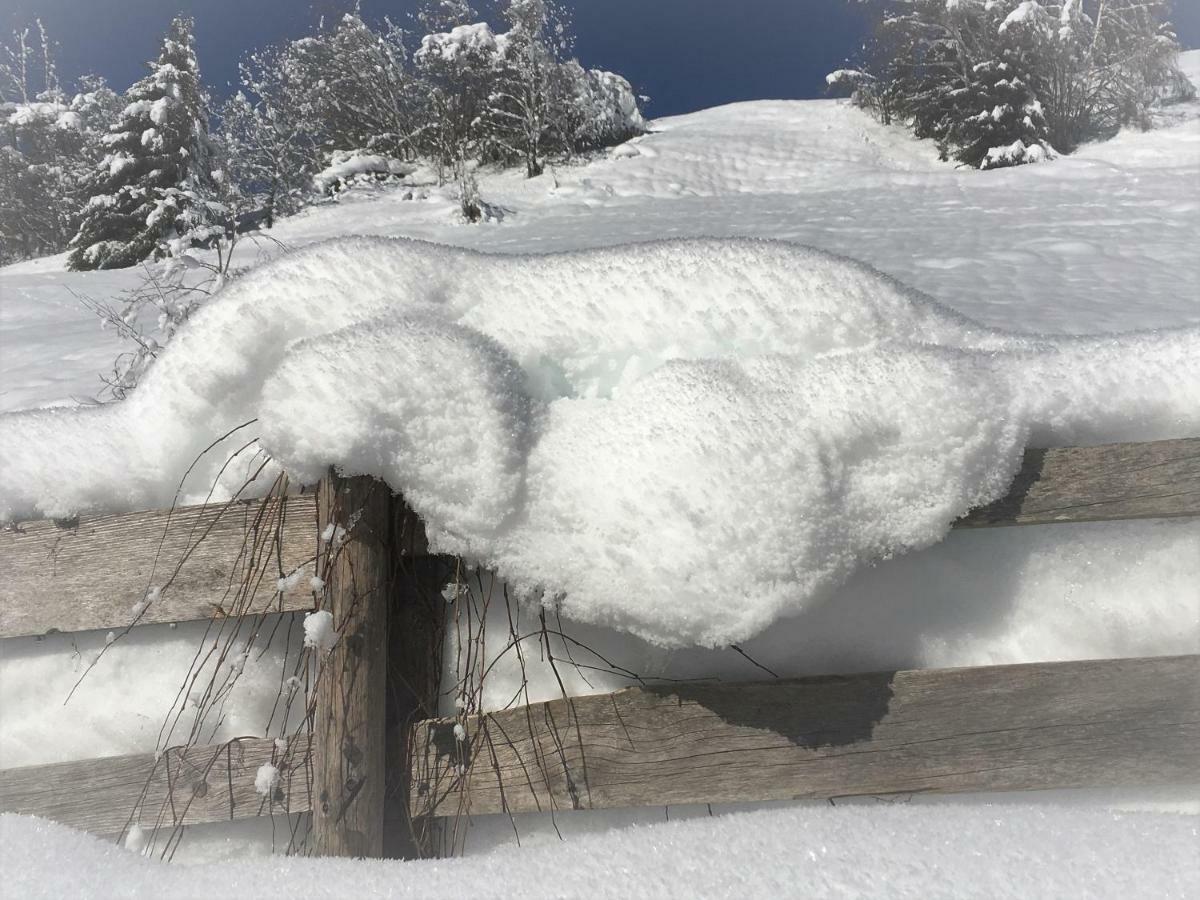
[1,238,1197,645]
[3,805,1197,899]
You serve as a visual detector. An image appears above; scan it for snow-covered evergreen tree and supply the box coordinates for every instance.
[68,16,218,270]
[1,23,72,260]
[1001,0,1189,150]
[0,24,120,263]
[943,59,1052,168]
[837,0,1187,166]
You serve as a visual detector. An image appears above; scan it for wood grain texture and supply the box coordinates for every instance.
[0,485,429,640]
[310,474,392,858]
[411,655,1200,817]
[956,437,1200,528]
[0,735,312,836]
[0,491,321,639]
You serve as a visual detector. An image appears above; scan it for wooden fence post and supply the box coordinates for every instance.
[311,472,393,858]
[384,552,453,859]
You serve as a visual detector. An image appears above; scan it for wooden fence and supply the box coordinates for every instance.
[0,438,1197,858]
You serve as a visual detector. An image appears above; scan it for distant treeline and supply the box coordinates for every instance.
[0,1,645,268]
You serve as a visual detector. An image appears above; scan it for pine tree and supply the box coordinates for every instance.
[0,21,79,261]
[943,59,1052,168]
[557,63,645,154]
[68,16,217,270]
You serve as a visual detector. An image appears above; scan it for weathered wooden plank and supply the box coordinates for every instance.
[0,438,1192,640]
[956,437,1200,528]
[0,492,321,639]
[310,474,392,858]
[0,485,430,640]
[0,735,312,836]
[412,655,1200,817]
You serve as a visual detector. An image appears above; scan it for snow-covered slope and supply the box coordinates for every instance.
[1,52,1198,865]
[3,59,1199,413]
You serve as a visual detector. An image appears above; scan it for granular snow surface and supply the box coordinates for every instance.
[1,238,1196,645]
[1,51,1198,865]
[2,804,1197,899]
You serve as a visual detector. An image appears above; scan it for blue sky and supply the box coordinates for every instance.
[5,1,1199,118]
[1,0,878,116]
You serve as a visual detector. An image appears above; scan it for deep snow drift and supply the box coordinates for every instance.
[3,804,1197,900]
[1,238,1196,645]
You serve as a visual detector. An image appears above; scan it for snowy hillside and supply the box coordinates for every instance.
[1,51,1198,891]
[4,57,1199,413]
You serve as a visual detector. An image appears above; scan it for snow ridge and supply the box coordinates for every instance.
[0,237,1196,645]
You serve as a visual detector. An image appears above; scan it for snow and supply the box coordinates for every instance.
[825,68,866,85]
[1,49,1198,862]
[302,610,337,653]
[983,138,1051,168]
[148,97,173,126]
[0,617,300,768]
[0,237,1196,645]
[2,804,1198,898]
[999,1,1046,33]
[313,150,418,194]
[416,22,508,63]
[253,764,279,797]
[3,101,82,131]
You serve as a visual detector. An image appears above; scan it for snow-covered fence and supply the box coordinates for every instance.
[0,471,444,860]
[410,436,1200,822]
[0,438,1196,855]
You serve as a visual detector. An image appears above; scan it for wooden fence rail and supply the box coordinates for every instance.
[3,438,1195,641]
[410,655,1200,818]
[956,437,1200,528]
[0,492,319,639]
[0,436,1196,858]
[0,736,313,836]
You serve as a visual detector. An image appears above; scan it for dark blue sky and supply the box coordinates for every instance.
[4,1,1199,118]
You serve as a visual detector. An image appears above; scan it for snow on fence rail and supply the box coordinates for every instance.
[0,437,1197,857]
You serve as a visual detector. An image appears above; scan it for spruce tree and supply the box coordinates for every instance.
[68,15,216,270]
